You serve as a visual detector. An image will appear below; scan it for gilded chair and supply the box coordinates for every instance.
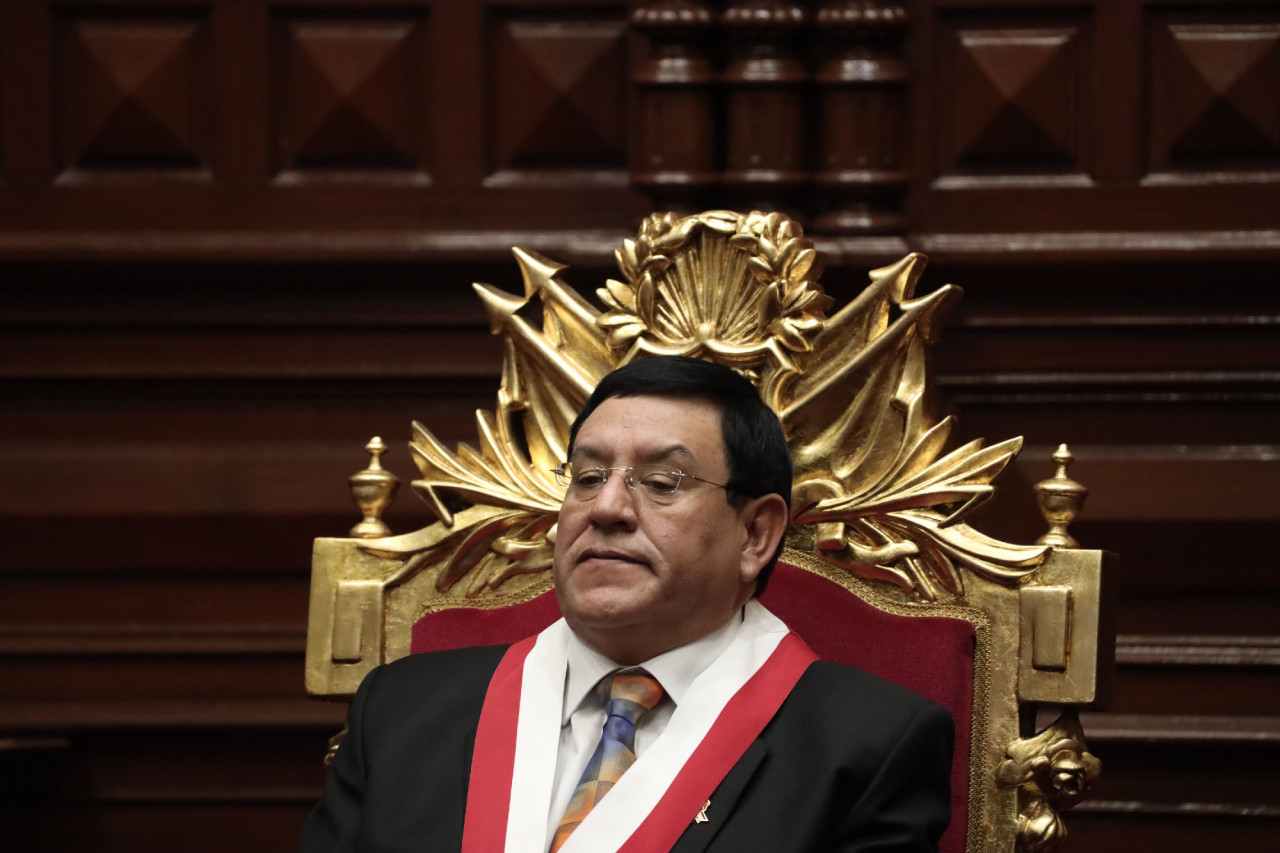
[305,210,1116,853]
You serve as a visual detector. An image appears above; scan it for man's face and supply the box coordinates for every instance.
[552,394,771,664]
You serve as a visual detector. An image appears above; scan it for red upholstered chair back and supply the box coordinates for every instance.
[408,559,977,853]
[410,589,561,654]
[761,564,975,853]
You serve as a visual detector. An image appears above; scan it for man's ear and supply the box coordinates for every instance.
[738,493,790,583]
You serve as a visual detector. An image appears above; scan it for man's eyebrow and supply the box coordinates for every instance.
[646,445,697,465]
[568,445,606,463]
[569,444,697,465]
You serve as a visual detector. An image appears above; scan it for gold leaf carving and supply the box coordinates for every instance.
[399,211,1047,603]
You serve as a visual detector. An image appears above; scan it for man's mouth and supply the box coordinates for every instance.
[578,548,646,566]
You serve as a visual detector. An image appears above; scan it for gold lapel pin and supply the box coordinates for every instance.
[694,800,711,824]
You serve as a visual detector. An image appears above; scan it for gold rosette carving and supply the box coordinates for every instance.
[996,710,1102,852]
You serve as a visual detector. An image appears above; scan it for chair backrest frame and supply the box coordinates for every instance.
[305,210,1115,853]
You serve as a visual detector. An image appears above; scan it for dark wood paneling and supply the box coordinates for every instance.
[1,2,1278,851]
[1060,811,1280,853]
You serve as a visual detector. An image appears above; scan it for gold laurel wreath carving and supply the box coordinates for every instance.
[375,210,1048,602]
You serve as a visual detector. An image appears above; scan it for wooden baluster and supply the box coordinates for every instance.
[630,1,718,212]
[719,1,809,215]
[813,1,909,235]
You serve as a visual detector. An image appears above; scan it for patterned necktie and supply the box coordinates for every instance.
[549,671,665,852]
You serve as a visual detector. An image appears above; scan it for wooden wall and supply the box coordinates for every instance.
[2,1,1277,850]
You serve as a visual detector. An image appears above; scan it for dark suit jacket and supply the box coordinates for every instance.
[300,644,953,853]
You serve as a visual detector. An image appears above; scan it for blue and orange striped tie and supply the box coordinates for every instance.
[549,671,665,852]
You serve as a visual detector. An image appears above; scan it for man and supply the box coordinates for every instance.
[301,356,953,853]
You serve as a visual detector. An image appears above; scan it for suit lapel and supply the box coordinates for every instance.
[463,725,478,789]
[668,739,770,853]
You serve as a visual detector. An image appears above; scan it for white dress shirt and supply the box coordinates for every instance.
[544,613,743,849]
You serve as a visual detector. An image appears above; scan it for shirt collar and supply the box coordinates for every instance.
[561,611,744,725]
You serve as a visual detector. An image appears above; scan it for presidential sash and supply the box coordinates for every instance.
[461,603,817,853]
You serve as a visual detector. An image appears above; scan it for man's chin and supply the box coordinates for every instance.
[561,604,670,664]
[557,583,653,629]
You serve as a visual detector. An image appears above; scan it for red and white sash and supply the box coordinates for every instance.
[462,602,817,853]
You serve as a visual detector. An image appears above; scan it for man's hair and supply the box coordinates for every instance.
[566,355,793,595]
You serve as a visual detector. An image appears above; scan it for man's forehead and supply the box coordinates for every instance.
[571,393,725,461]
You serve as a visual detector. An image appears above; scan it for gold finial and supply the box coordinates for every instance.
[349,437,399,539]
[1034,444,1087,548]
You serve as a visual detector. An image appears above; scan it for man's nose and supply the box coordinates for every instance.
[588,473,638,527]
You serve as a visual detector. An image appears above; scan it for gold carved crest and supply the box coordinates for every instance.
[365,210,1046,605]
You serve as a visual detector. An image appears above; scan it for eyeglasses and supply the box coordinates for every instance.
[551,463,729,504]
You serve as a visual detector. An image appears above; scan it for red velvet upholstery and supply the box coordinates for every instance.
[760,563,973,853]
[410,590,563,654]
[409,561,974,853]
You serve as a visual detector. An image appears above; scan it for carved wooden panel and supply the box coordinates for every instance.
[56,8,212,176]
[487,11,629,183]
[934,13,1091,178]
[272,9,431,176]
[1147,11,1280,176]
